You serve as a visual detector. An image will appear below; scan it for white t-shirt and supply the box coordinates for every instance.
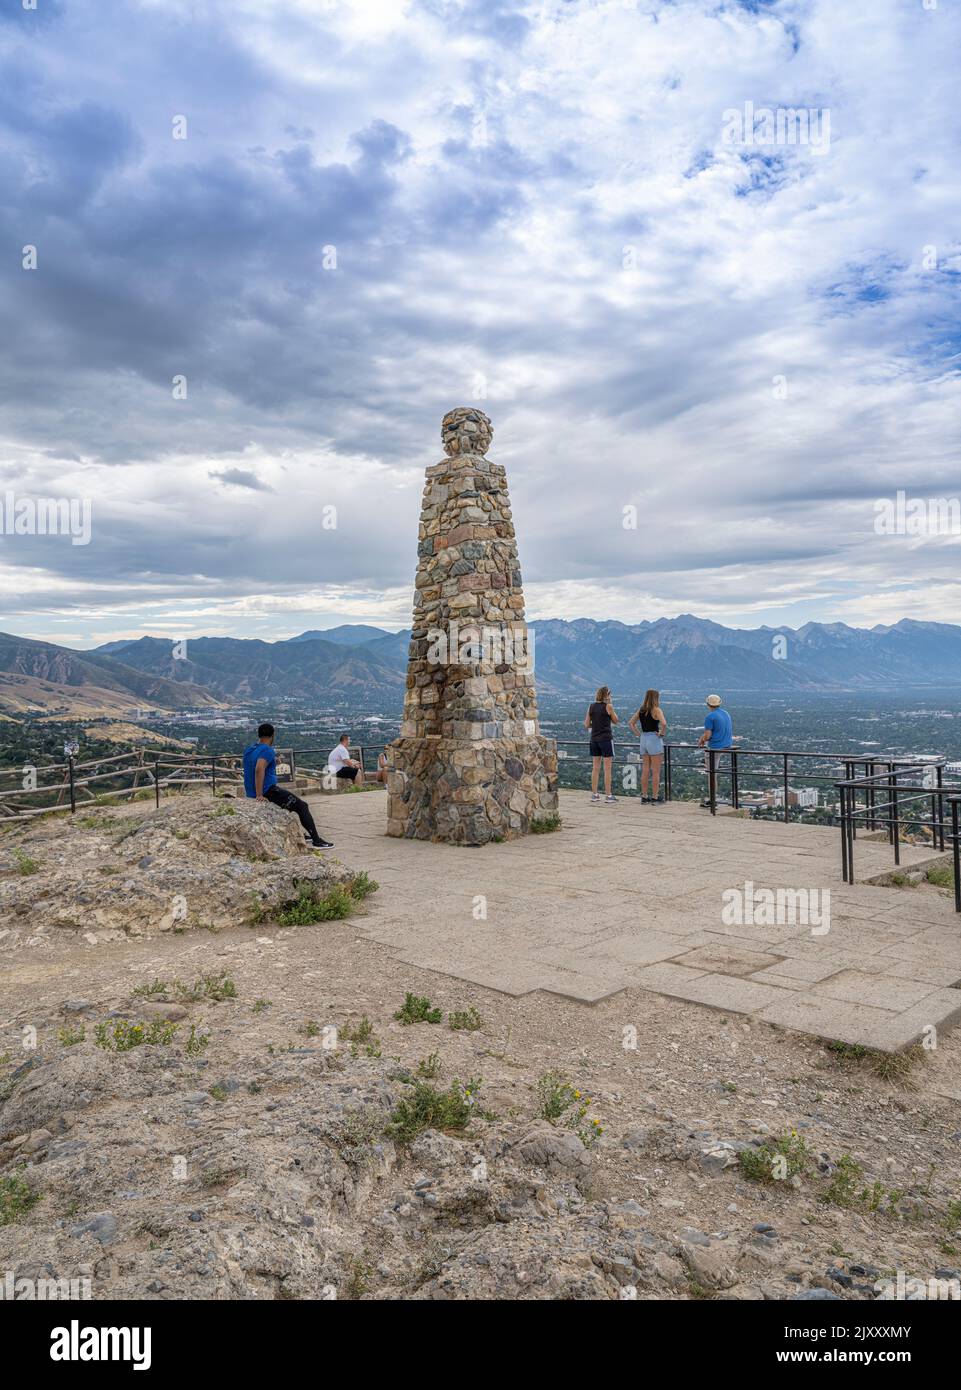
[328,743,352,772]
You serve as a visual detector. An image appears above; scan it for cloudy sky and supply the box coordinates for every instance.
[1,0,959,649]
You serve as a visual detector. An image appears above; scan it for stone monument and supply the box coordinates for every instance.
[386,408,559,844]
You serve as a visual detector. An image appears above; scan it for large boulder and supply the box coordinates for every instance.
[0,798,352,944]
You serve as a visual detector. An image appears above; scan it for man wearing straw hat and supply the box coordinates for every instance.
[697,694,733,793]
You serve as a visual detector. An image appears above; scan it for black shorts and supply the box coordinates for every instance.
[335,766,359,781]
[590,736,614,758]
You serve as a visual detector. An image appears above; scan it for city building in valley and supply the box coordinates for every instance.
[740,786,820,810]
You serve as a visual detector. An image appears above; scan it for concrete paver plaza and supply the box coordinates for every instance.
[311,788,961,1052]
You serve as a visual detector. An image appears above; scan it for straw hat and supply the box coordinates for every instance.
[705,694,722,707]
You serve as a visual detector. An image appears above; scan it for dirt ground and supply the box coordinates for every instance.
[1,797,960,1301]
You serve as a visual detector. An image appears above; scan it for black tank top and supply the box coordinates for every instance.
[589,702,612,738]
[638,708,660,732]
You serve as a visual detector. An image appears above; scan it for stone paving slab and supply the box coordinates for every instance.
[580,930,714,967]
[875,902,961,929]
[311,788,961,1051]
[751,956,844,984]
[827,991,961,1053]
[879,958,961,988]
[628,961,712,995]
[525,943,663,979]
[671,943,785,976]
[659,971,791,1014]
[812,969,937,1011]
[513,962,639,1003]
[745,972,811,992]
[754,993,905,1047]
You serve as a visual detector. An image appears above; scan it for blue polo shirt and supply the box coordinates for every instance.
[243,742,277,797]
[704,708,733,749]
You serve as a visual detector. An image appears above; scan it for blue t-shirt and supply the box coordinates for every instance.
[704,708,733,749]
[243,742,276,796]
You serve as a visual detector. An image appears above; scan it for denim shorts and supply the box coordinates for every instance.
[639,732,663,756]
[589,736,614,758]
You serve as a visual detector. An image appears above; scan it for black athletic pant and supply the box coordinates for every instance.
[264,785,323,843]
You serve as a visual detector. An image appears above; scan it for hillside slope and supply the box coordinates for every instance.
[0,633,222,717]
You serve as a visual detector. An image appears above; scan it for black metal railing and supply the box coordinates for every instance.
[0,737,933,821]
[666,744,933,821]
[553,738,918,821]
[834,763,961,910]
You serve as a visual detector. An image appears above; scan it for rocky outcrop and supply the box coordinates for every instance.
[3,956,958,1301]
[0,1034,777,1301]
[0,798,351,946]
[5,1021,950,1301]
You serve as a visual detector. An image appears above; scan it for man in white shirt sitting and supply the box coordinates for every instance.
[328,733,362,788]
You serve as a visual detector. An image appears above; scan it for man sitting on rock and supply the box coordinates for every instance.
[244,723,333,849]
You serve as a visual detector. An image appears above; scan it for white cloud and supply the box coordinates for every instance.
[1,0,959,644]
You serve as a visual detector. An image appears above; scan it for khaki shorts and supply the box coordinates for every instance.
[704,749,731,775]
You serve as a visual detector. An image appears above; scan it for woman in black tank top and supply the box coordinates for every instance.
[583,684,619,803]
[628,688,667,803]
[589,701,613,738]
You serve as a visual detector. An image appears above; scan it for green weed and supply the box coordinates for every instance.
[737,1131,812,1185]
[394,993,442,1026]
[448,1006,483,1032]
[0,1171,39,1226]
[387,1078,480,1145]
[95,1018,177,1052]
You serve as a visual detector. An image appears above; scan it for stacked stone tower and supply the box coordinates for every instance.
[386,408,558,844]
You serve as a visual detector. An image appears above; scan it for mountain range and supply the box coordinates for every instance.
[528,616,961,696]
[1,616,960,718]
[0,632,221,719]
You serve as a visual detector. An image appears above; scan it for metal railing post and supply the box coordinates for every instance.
[886,765,895,846]
[731,750,739,810]
[937,764,945,851]
[211,757,217,796]
[153,756,161,809]
[933,783,941,854]
[952,798,960,914]
[892,777,900,867]
[839,784,848,881]
[782,752,789,823]
[709,750,716,815]
[68,756,76,814]
[848,763,858,839]
[664,743,672,801]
